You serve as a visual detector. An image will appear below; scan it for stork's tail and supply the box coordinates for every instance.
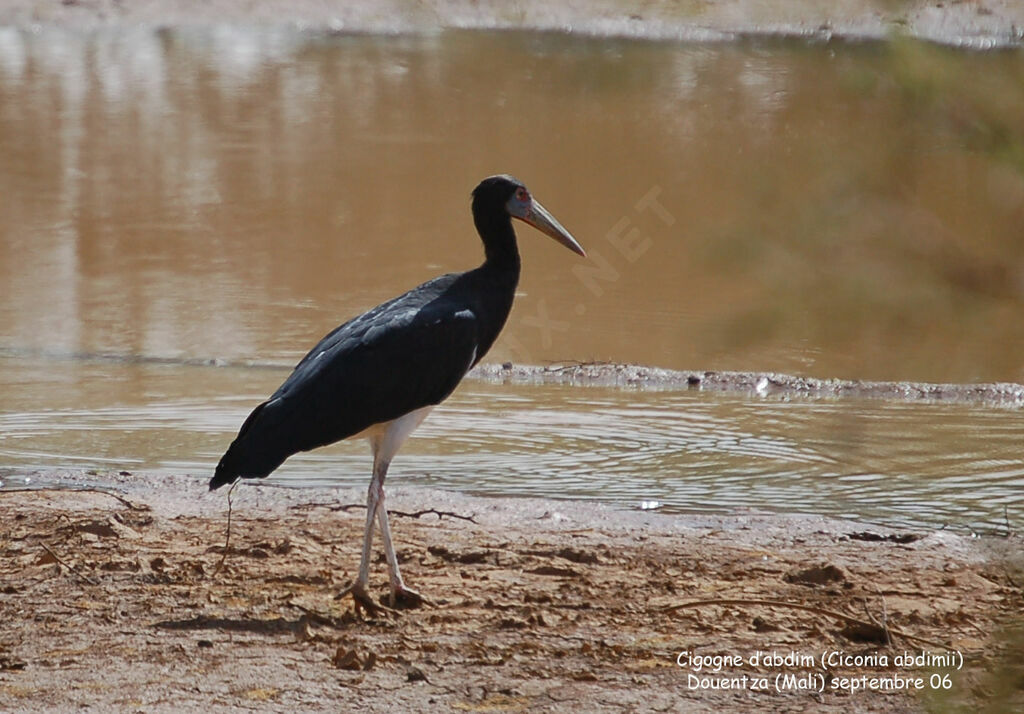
[209,452,240,491]
[209,400,273,491]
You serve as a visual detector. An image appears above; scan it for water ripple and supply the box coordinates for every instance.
[4,372,1020,532]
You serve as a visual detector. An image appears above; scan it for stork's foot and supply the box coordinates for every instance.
[336,580,384,617]
[388,584,428,610]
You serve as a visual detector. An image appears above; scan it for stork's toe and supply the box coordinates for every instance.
[337,580,384,616]
[389,584,428,609]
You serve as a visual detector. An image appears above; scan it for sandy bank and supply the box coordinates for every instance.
[1,470,1021,712]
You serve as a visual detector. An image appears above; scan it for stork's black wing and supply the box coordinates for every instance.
[211,274,480,488]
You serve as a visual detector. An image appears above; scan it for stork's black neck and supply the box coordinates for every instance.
[473,200,522,274]
[462,200,521,366]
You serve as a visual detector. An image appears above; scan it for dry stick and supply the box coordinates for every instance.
[665,598,949,650]
[213,481,238,575]
[291,502,477,523]
[287,600,353,630]
[543,360,613,372]
[390,508,477,523]
[40,542,99,585]
[3,487,150,511]
[862,591,893,648]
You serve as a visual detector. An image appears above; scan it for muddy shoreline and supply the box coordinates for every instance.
[2,0,1023,48]
[470,362,1024,406]
[2,470,1022,712]
[5,344,1024,407]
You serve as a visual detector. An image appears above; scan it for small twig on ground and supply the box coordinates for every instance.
[286,600,352,630]
[665,598,948,649]
[281,503,365,514]
[40,542,99,585]
[289,502,476,523]
[213,481,237,575]
[863,591,893,648]
[389,508,477,523]
[1004,505,1015,538]
[879,595,892,647]
[3,487,150,512]
[964,616,991,640]
[543,360,613,373]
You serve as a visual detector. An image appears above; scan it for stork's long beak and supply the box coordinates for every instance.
[516,199,586,257]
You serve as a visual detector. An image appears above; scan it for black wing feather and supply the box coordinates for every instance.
[211,275,480,489]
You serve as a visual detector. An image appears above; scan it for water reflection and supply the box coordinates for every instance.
[1,28,1023,381]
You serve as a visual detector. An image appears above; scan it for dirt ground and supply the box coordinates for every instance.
[1,471,1021,712]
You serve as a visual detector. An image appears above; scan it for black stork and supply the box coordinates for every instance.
[210,175,585,613]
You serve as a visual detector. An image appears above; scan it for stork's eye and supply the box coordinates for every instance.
[515,187,529,202]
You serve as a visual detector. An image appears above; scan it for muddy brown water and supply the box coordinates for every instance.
[0,28,1022,531]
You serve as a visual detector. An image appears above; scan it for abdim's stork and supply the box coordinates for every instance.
[210,175,585,612]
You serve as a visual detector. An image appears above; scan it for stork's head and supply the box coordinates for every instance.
[471,175,586,257]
